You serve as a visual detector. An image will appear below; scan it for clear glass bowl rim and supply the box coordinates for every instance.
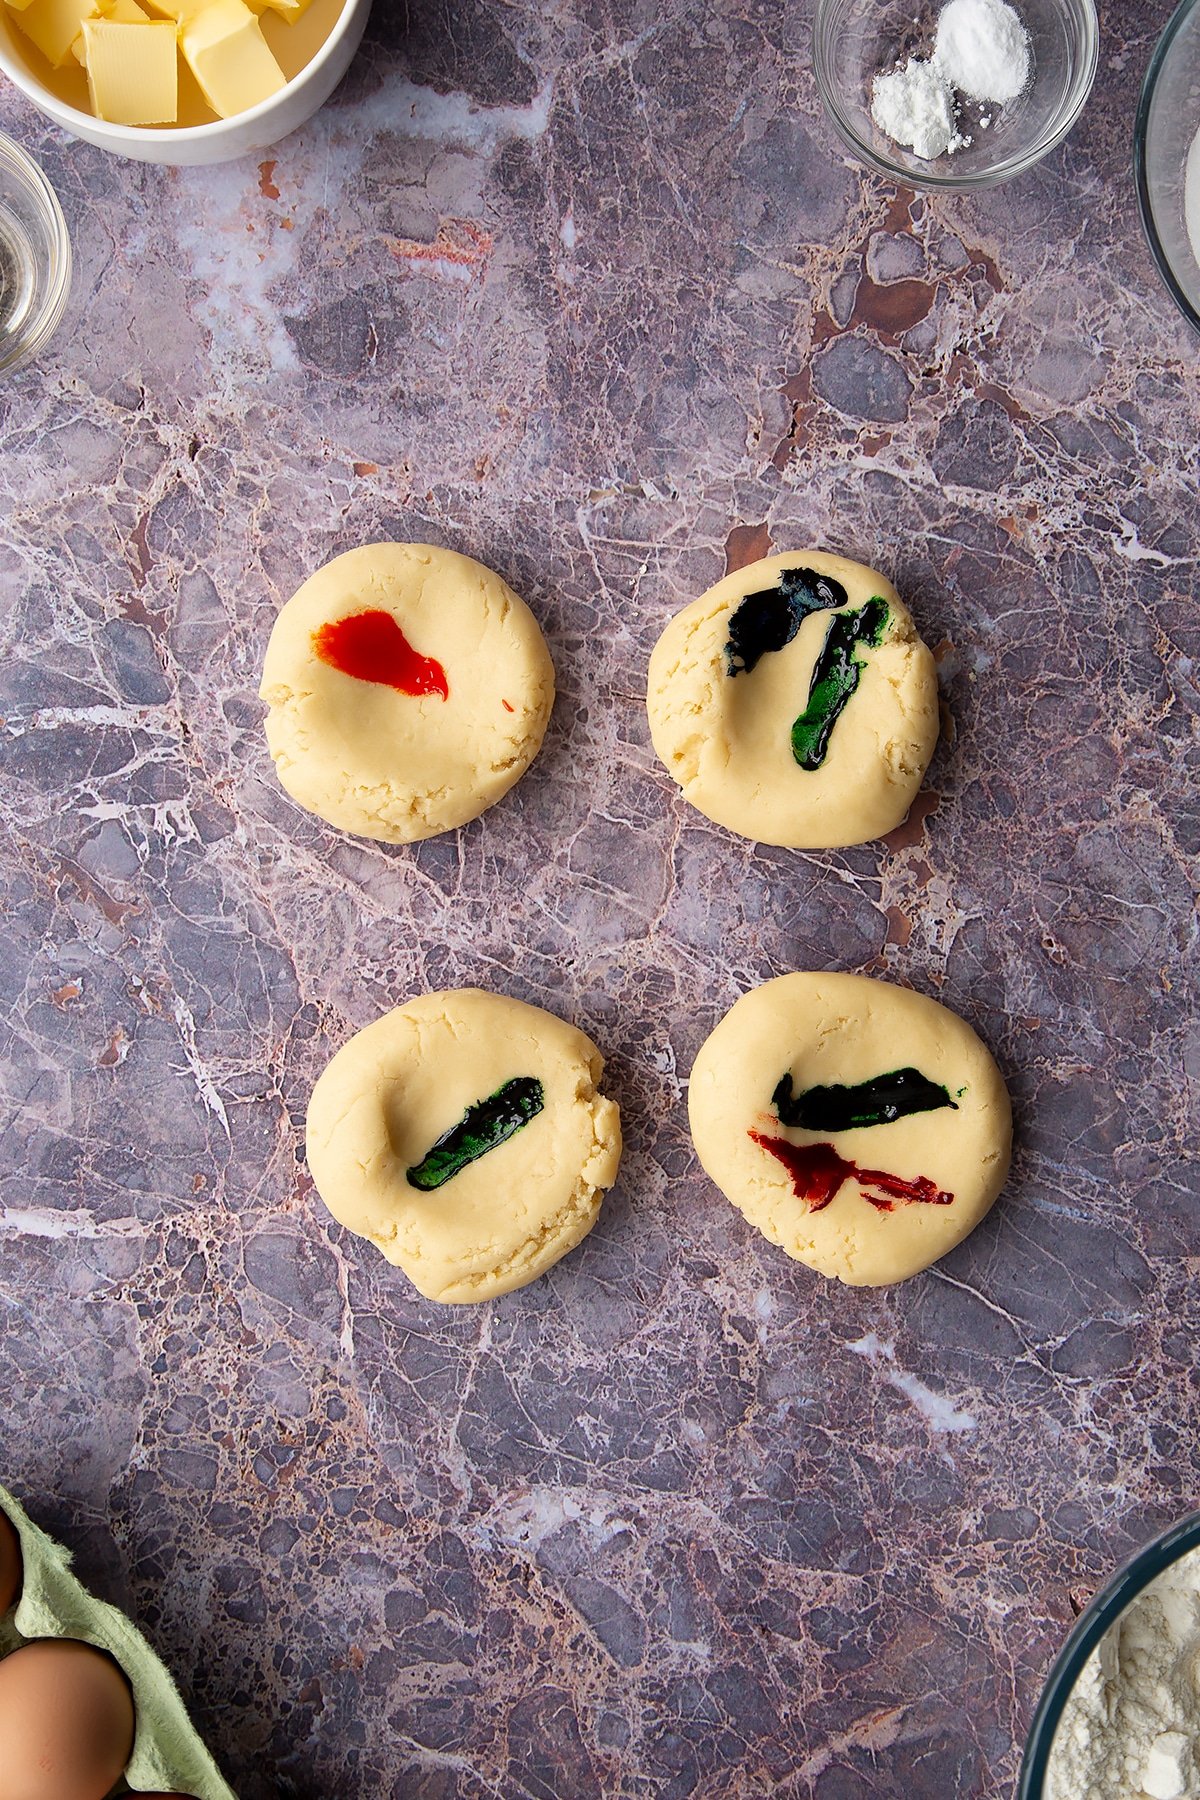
[811,0,1100,191]
[1019,1508,1200,1798]
[0,128,71,376]
[1132,0,1200,336]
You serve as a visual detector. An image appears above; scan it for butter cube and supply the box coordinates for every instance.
[180,0,284,117]
[255,0,314,23]
[140,0,214,27]
[82,15,177,122]
[11,0,100,66]
[71,0,146,67]
[2,0,42,22]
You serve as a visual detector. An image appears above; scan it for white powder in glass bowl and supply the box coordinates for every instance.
[1047,1547,1200,1800]
[934,0,1031,102]
[869,0,1031,163]
[872,55,964,159]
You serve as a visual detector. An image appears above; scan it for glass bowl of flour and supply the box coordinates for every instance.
[1135,0,1200,333]
[813,0,1098,187]
[1021,1512,1200,1800]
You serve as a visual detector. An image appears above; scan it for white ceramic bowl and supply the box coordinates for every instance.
[0,0,370,165]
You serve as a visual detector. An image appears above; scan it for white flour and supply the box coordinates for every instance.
[869,0,1031,162]
[1186,121,1200,273]
[1046,1547,1200,1800]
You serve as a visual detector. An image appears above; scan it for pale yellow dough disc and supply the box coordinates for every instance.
[260,543,555,843]
[689,972,1011,1286]
[306,989,622,1304]
[646,551,939,849]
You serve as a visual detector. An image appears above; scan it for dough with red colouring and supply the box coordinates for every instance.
[646,550,939,849]
[689,972,1011,1285]
[260,543,555,843]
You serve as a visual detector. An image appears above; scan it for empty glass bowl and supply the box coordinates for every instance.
[1135,0,1200,333]
[0,131,70,376]
[813,0,1099,188]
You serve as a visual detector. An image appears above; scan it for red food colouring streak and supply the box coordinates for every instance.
[501,698,515,713]
[748,1131,953,1213]
[313,609,449,700]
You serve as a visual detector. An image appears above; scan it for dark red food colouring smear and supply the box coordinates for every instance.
[313,609,449,700]
[748,1132,953,1213]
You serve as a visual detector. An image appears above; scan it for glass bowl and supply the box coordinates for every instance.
[1134,0,1200,334]
[813,0,1099,189]
[0,130,70,376]
[1020,1509,1200,1798]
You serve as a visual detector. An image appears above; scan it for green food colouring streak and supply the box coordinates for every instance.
[406,1076,545,1191]
[789,596,889,771]
[724,566,849,677]
[773,1066,958,1133]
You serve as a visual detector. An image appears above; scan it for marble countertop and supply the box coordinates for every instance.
[1,0,1198,1794]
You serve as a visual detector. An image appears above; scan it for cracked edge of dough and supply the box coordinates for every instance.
[306,991,623,1304]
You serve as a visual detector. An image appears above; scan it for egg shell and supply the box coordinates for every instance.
[0,1507,21,1614]
[0,1636,136,1800]
[0,1483,236,1799]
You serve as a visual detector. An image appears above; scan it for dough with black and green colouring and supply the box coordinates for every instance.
[306,989,622,1303]
[260,543,555,844]
[688,972,1011,1286]
[646,551,939,848]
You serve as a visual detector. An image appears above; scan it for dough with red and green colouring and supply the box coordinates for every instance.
[306,989,622,1303]
[260,543,555,843]
[646,551,939,849]
[688,972,1011,1286]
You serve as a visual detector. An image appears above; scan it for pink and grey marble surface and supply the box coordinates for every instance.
[0,0,1198,1793]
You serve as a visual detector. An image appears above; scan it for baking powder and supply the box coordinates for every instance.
[869,0,1031,163]
[934,0,1031,103]
[871,56,964,161]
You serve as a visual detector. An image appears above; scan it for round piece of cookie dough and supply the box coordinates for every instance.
[646,551,939,848]
[689,972,1010,1286]
[260,543,555,842]
[306,989,622,1303]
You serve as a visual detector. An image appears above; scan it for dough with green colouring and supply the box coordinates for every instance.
[646,551,939,848]
[306,989,622,1303]
[260,543,555,843]
[688,972,1011,1286]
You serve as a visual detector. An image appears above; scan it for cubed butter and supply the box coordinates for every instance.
[180,0,284,117]
[82,15,177,121]
[255,0,314,24]
[71,0,146,66]
[11,0,100,66]
[2,0,42,22]
[139,0,214,27]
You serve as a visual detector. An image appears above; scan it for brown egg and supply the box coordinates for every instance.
[0,1637,135,1800]
[0,1510,21,1615]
